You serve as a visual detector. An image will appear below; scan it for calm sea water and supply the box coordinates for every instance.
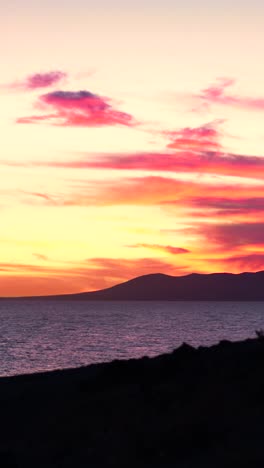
[0,300,263,376]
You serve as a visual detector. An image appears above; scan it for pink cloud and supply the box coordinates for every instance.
[165,120,223,151]
[199,78,264,111]
[17,90,135,127]
[11,71,67,91]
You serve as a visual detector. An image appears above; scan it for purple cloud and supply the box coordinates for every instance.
[10,71,67,91]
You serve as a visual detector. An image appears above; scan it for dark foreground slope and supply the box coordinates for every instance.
[1,338,264,467]
[28,270,264,301]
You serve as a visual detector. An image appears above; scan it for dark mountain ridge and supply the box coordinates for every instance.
[16,270,264,300]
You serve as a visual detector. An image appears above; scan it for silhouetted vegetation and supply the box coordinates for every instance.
[255,329,264,340]
[0,337,264,467]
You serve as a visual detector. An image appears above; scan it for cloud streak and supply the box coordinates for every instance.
[198,78,264,111]
[17,90,135,127]
[187,197,264,218]
[6,150,264,182]
[191,221,264,250]
[46,151,264,181]
[128,243,190,255]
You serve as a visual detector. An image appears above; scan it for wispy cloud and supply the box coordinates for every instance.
[9,71,67,91]
[17,90,135,127]
[128,243,190,255]
[25,192,57,204]
[198,78,264,111]
[32,253,49,261]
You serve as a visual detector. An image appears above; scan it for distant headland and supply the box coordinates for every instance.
[6,270,264,301]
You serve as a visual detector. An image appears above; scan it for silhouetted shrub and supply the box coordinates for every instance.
[255,329,264,340]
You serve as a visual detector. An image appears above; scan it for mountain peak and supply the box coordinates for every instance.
[41,270,264,301]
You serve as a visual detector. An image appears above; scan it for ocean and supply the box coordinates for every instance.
[0,300,263,376]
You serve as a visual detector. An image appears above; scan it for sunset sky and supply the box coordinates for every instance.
[1,0,264,296]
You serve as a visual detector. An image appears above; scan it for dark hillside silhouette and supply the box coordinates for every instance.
[1,337,264,467]
[24,270,264,300]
